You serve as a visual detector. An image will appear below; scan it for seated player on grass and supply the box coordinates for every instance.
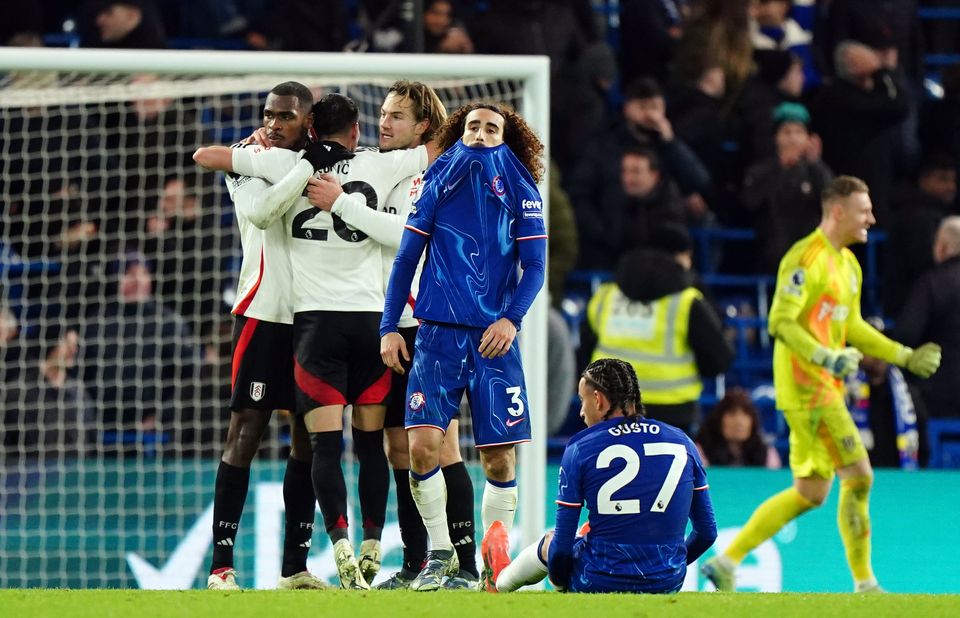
[482,358,717,593]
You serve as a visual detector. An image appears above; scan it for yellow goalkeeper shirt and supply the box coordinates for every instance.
[769,228,905,410]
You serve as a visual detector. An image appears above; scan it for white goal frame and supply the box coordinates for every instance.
[0,47,550,552]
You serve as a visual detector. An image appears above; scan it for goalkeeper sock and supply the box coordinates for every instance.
[496,537,548,592]
[353,427,388,541]
[482,478,518,533]
[725,487,815,564]
[394,467,428,573]
[443,461,477,577]
[281,457,315,577]
[309,431,349,543]
[838,477,875,584]
[211,461,250,572]
[410,466,452,550]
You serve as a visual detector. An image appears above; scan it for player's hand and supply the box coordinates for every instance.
[381,332,410,375]
[243,127,271,147]
[814,346,863,378]
[306,174,342,212]
[905,342,941,378]
[300,140,354,171]
[478,318,517,359]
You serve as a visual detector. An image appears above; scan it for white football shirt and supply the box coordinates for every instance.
[318,170,429,328]
[232,144,427,312]
[224,145,295,324]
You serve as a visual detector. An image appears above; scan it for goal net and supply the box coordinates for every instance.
[0,48,549,589]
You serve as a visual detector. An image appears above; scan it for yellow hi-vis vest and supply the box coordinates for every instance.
[587,283,703,405]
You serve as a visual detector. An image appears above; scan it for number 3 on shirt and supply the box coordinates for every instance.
[596,443,687,515]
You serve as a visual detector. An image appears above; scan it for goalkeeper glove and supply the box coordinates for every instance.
[300,140,354,171]
[811,346,863,378]
[904,342,941,378]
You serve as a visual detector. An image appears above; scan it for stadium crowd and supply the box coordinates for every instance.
[2,0,960,471]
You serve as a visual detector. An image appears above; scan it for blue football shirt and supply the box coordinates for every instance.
[554,417,712,591]
[381,140,546,334]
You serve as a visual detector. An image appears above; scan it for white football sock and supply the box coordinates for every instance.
[496,537,548,592]
[482,480,518,533]
[409,468,452,550]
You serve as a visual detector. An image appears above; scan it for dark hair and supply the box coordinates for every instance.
[312,93,359,139]
[623,77,663,101]
[621,146,661,172]
[917,154,957,179]
[434,102,545,183]
[582,358,645,420]
[822,175,869,205]
[387,80,448,142]
[269,81,314,113]
[696,389,768,466]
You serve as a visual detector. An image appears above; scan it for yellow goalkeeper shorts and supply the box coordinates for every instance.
[783,404,868,479]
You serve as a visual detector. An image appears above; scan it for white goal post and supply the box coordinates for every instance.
[0,47,549,587]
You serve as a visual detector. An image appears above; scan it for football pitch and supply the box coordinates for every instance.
[4,590,959,618]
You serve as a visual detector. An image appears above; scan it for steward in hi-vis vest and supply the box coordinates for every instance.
[587,248,732,435]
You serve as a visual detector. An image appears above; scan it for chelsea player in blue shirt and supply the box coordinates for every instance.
[488,358,717,594]
[380,102,547,591]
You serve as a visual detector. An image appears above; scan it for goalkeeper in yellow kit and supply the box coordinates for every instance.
[702,176,941,593]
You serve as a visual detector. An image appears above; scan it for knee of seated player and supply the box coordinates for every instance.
[479,445,516,482]
[385,427,410,469]
[222,408,270,467]
[540,531,554,562]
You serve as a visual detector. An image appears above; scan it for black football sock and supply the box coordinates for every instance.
[211,460,250,572]
[281,457,316,577]
[394,467,428,573]
[309,431,349,543]
[353,427,389,541]
[443,461,478,577]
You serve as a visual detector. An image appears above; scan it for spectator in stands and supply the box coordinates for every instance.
[749,0,818,88]
[96,74,207,237]
[77,251,200,454]
[422,0,474,54]
[618,147,689,254]
[144,173,230,340]
[668,65,727,187]
[742,102,833,274]
[884,155,958,315]
[82,0,167,49]
[696,388,781,468]
[568,77,712,270]
[739,49,806,164]
[618,0,685,88]
[815,0,924,84]
[585,246,734,436]
[674,0,754,102]
[893,216,960,419]
[0,3,43,46]
[811,40,909,226]
[1,306,90,459]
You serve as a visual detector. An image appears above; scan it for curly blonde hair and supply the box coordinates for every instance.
[434,102,545,184]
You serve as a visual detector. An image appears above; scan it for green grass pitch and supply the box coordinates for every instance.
[4,590,959,618]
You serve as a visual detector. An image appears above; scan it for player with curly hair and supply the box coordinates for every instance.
[380,101,547,591]
[486,358,718,594]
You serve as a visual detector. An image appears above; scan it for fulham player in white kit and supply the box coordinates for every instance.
[305,81,479,589]
[193,81,327,591]
[210,93,431,589]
